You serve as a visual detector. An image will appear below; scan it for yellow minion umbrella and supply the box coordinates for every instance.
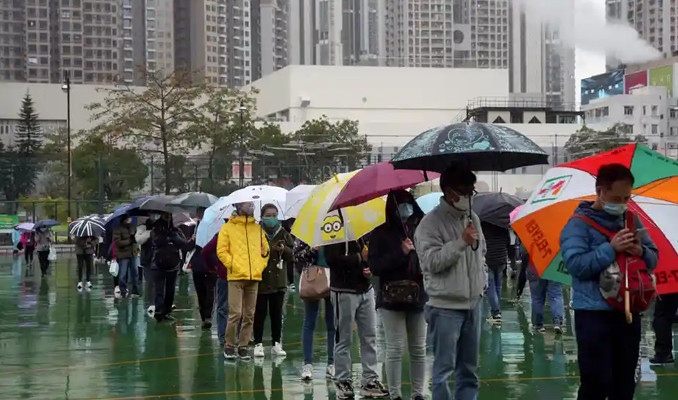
[292,171,386,247]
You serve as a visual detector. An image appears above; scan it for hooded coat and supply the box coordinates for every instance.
[368,190,427,311]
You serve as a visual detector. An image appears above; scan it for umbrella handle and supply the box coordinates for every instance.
[625,291,632,324]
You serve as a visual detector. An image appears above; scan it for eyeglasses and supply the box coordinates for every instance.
[452,188,477,197]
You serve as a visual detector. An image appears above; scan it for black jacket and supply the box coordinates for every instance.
[325,240,371,294]
[481,221,510,269]
[368,190,427,310]
[150,221,188,271]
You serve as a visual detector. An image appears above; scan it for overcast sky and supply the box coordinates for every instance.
[574,0,606,103]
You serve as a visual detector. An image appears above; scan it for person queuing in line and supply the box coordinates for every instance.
[21,230,36,271]
[368,189,427,400]
[281,218,297,292]
[150,212,188,322]
[415,164,487,400]
[481,220,510,323]
[75,236,98,291]
[190,207,218,330]
[12,225,22,257]
[560,164,658,400]
[652,291,678,364]
[217,201,269,361]
[35,226,54,278]
[296,240,335,381]
[136,218,155,313]
[112,214,139,298]
[326,236,389,399]
[201,231,229,346]
[521,242,565,334]
[253,204,294,358]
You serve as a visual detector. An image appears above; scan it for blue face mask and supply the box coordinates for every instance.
[603,202,627,216]
[397,203,414,221]
[262,217,280,229]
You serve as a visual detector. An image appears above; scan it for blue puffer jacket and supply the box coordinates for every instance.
[560,202,658,311]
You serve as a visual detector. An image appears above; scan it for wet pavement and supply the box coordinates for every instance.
[0,255,676,399]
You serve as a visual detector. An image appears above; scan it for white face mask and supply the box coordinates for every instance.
[449,189,471,211]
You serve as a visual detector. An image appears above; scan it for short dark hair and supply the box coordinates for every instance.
[596,163,634,188]
[440,163,477,192]
[260,203,278,217]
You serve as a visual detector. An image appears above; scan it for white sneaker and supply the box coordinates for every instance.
[326,364,335,379]
[253,343,265,358]
[114,286,121,298]
[76,282,83,291]
[147,305,155,317]
[86,281,92,289]
[271,342,286,356]
[301,364,313,381]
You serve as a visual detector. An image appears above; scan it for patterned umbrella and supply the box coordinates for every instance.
[69,216,106,238]
[511,144,678,294]
[391,122,549,172]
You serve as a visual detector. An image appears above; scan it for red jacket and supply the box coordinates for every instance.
[202,234,227,280]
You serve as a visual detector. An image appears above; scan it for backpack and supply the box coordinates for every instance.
[575,212,656,313]
[152,230,181,270]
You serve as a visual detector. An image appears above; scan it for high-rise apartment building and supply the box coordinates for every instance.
[260,0,288,75]
[0,0,28,82]
[606,0,678,70]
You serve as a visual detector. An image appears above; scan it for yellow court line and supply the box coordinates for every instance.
[82,373,678,400]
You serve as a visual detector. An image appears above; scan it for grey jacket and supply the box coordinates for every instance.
[414,198,487,310]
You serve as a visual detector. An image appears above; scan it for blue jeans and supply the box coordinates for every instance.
[302,296,335,365]
[487,266,503,316]
[529,279,564,326]
[118,257,138,295]
[426,303,482,400]
[215,278,229,346]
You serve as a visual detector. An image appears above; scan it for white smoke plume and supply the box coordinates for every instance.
[516,0,662,64]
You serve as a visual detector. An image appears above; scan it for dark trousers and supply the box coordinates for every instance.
[253,291,286,345]
[37,250,50,276]
[77,254,93,282]
[286,263,294,286]
[653,293,678,357]
[193,272,217,321]
[154,270,178,318]
[24,246,35,264]
[574,310,641,400]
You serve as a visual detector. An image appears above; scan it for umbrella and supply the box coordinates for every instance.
[291,172,386,247]
[329,162,440,210]
[416,192,443,214]
[34,219,59,229]
[196,186,287,247]
[16,222,35,231]
[284,185,316,218]
[128,195,176,215]
[511,144,678,294]
[391,122,549,172]
[509,205,523,224]
[69,216,106,238]
[168,192,218,209]
[472,192,524,229]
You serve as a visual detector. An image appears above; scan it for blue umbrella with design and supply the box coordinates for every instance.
[391,122,549,172]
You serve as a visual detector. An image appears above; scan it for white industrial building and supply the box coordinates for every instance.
[582,85,678,156]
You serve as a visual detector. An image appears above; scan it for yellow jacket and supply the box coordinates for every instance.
[217,215,270,281]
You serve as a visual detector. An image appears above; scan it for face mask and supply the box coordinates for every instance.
[262,217,279,229]
[124,218,132,225]
[150,214,160,221]
[397,203,414,221]
[603,202,627,216]
[449,190,471,211]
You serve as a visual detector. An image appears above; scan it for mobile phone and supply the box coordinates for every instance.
[635,228,648,233]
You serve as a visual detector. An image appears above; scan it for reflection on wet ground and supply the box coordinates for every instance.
[0,255,676,399]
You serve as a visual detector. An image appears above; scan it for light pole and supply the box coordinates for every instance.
[238,100,246,188]
[61,71,72,223]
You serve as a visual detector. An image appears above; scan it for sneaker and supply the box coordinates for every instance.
[238,347,251,361]
[326,364,335,379]
[253,343,265,358]
[288,283,296,292]
[650,354,675,365]
[86,281,92,289]
[413,396,426,400]
[147,305,155,316]
[201,320,212,330]
[114,286,121,298]
[224,346,237,360]
[360,379,389,398]
[554,325,563,335]
[171,304,177,310]
[76,282,83,291]
[301,364,313,381]
[271,342,286,357]
[335,381,355,399]
[535,325,546,333]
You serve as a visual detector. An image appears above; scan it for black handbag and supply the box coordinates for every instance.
[382,280,421,306]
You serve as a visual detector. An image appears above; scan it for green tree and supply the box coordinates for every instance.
[87,67,204,194]
[565,123,648,161]
[37,128,68,198]
[9,92,44,197]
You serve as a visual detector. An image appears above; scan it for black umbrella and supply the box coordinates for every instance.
[472,192,524,229]
[391,122,549,172]
[168,192,218,210]
[34,219,59,229]
[127,195,176,215]
[69,216,106,238]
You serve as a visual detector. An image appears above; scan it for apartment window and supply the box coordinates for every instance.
[643,106,647,115]
[624,106,634,116]
[671,109,678,118]
[652,105,658,116]
[651,124,658,134]
[602,107,609,117]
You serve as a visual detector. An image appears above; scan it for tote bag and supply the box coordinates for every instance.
[299,266,330,300]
